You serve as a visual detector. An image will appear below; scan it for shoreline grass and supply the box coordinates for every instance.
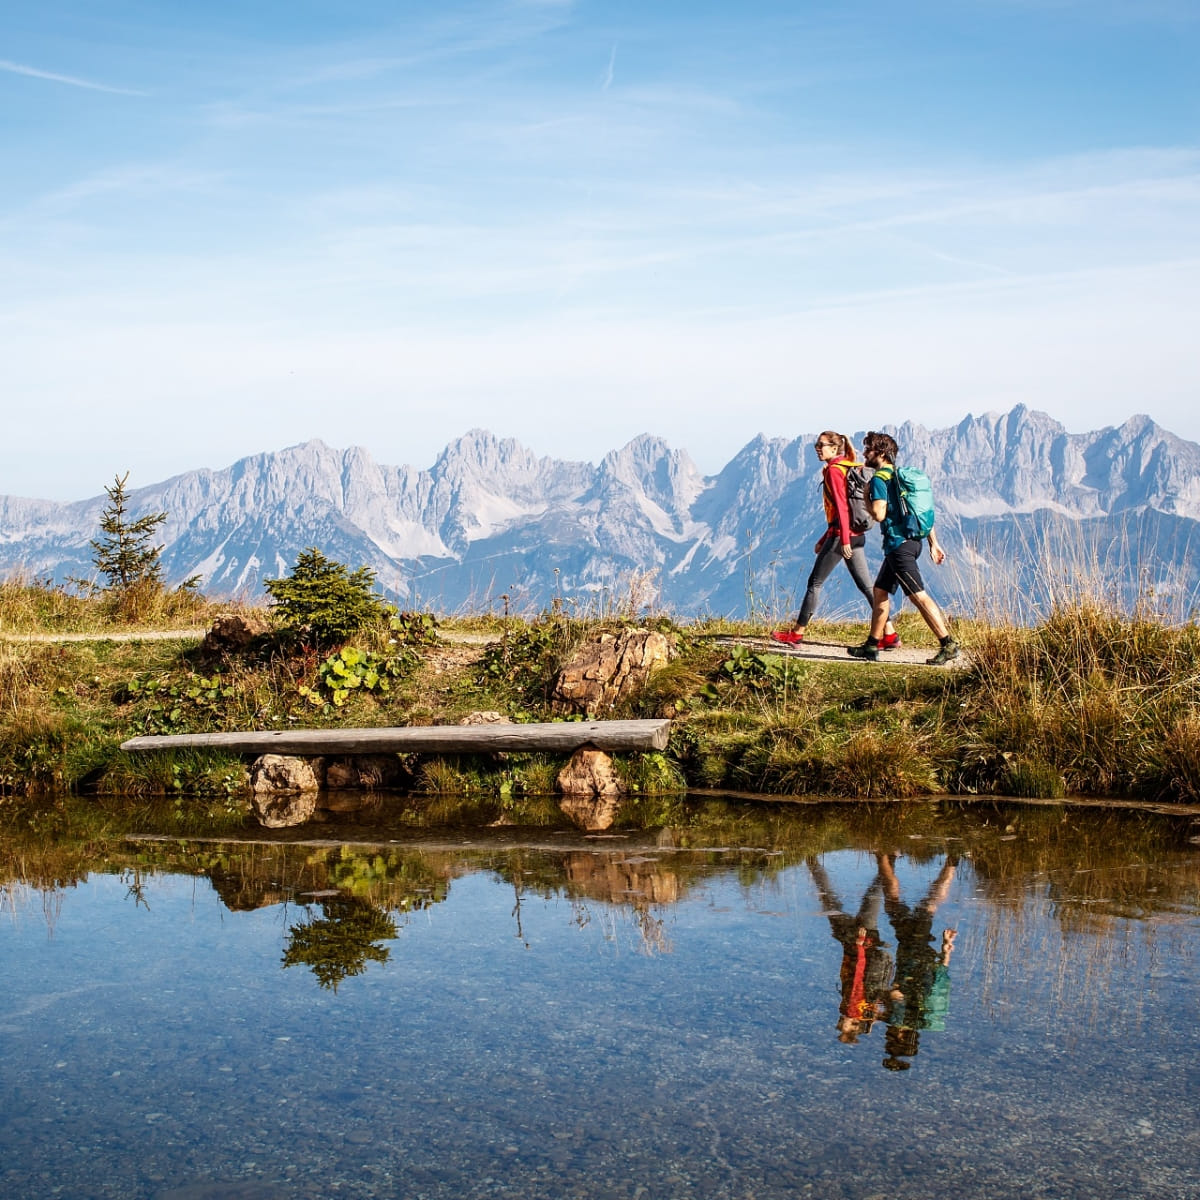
[3,575,1199,809]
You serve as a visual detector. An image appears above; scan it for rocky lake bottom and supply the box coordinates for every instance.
[2,797,1198,1199]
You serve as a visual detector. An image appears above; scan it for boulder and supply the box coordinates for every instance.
[559,791,623,832]
[557,747,623,797]
[248,753,319,830]
[202,611,272,656]
[250,753,324,794]
[552,628,673,716]
[249,755,325,827]
[324,754,405,790]
[458,711,511,725]
[250,790,318,828]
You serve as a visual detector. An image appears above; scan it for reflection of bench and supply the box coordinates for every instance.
[120,718,672,756]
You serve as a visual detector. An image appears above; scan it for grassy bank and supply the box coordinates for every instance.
[3,578,1200,808]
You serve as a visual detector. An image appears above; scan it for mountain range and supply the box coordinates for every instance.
[3,404,1199,621]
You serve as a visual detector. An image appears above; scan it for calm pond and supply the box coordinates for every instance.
[2,795,1198,1200]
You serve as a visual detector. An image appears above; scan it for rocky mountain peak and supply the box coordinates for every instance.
[3,408,1200,616]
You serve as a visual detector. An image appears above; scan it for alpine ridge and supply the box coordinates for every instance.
[3,406,1199,619]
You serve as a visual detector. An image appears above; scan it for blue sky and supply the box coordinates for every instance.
[3,0,1198,500]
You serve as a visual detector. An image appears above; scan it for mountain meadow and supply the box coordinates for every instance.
[3,564,1199,816]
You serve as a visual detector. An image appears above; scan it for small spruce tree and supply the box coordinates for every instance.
[264,548,395,646]
[90,472,168,593]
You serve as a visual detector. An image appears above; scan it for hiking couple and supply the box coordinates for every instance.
[772,429,959,667]
[809,852,959,1069]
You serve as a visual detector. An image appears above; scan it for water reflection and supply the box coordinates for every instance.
[877,852,957,1070]
[808,856,894,1044]
[2,797,1199,1199]
[281,896,398,991]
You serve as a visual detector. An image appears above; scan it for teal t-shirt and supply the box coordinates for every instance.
[870,465,908,553]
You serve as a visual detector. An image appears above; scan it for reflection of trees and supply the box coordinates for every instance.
[282,896,398,991]
[316,845,450,910]
[201,843,453,914]
[3,794,1198,945]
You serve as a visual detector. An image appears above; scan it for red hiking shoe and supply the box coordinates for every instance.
[879,632,902,650]
[770,630,804,645]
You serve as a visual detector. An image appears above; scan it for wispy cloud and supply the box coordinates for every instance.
[0,58,146,96]
[602,44,617,91]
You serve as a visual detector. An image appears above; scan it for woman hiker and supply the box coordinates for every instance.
[772,430,900,648]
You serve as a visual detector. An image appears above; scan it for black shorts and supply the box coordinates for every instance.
[875,539,926,597]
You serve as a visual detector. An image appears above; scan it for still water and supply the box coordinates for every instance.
[2,797,1198,1200]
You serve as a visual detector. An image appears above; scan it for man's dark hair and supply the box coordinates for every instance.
[864,431,898,463]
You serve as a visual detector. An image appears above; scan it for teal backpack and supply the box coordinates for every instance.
[893,466,935,538]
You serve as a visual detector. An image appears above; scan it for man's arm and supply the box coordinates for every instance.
[927,526,946,565]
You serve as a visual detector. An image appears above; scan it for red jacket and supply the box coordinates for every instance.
[817,454,857,550]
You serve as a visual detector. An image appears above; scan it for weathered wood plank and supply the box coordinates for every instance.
[120,719,672,755]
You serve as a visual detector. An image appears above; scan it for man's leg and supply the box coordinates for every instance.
[846,544,897,640]
[906,589,950,640]
[848,586,890,659]
[876,852,901,905]
[869,587,890,640]
[891,541,959,664]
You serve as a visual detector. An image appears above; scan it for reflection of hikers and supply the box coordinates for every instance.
[807,856,894,1043]
[877,853,958,1071]
[772,430,898,649]
[847,431,959,666]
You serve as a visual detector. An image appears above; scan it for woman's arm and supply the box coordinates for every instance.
[825,462,855,552]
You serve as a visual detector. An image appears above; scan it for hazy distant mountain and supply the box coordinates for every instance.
[3,406,1199,620]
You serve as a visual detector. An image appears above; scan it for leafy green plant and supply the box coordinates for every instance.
[704,646,796,701]
[264,548,396,647]
[300,646,404,709]
[476,618,572,710]
[391,610,440,646]
[120,671,236,734]
[616,750,688,795]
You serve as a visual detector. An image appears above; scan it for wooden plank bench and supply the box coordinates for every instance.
[120,718,672,756]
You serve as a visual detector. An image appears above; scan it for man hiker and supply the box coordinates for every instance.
[876,852,958,1071]
[848,431,960,666]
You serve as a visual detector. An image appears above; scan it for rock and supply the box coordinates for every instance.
[202,611,272,656]
[249,789,318,828]
[458,711,511,725]
[551,628,673,716]
[249,754,324,825]
[557,747,624,830]
[250,753,324,793]
[559,791,623,832]
[324,760,359,790]
[324,754,404,790]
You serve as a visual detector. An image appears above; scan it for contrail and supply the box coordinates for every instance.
[602,44,617,91]
[0,58,146,96]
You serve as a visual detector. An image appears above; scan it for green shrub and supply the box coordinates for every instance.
[264,549,396,646]
[475,617,576,711]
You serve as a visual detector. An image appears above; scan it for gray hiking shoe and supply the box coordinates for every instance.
[847,642,879,662]
[926,640,960,666]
